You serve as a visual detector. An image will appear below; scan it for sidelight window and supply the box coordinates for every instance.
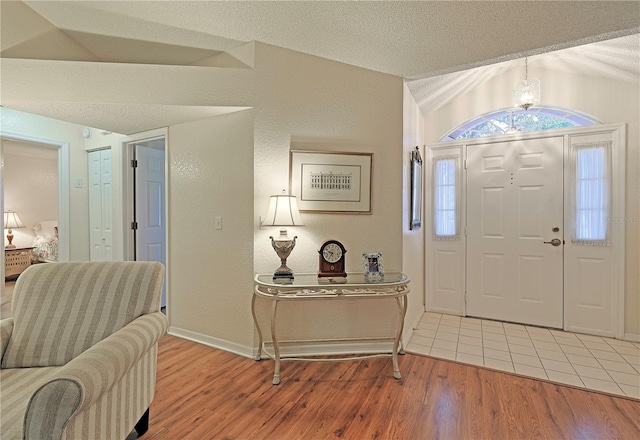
[433,156,460,239]
[571,142,611,245]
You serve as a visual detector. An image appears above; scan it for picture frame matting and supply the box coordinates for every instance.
[290,150,372,213]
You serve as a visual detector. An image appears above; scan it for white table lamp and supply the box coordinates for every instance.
[4,211,25,249]
[262,192,304,280]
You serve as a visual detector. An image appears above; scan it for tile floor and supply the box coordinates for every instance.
[406,312,640,399]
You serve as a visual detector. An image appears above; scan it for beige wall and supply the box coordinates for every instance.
[2,43,409,354]
[423,65,640,337]
[168,109,255,349]
[163,43,417,352]
[249,44,406,348]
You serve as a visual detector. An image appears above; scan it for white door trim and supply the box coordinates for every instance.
[426,123,626,339]
[426,146,466,316]
[563,125,626,338]
[120,128,168,261]
[120,127,169,314]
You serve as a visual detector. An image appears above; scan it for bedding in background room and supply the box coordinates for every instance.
[32,220,58,263]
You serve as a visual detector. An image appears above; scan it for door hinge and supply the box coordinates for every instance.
[131,221,138,230]
[464,226,468,236]
[131,159,138,168]
[464,159,467,169]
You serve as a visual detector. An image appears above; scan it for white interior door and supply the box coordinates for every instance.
[466,137,564,328]
[89,149,112,260]
[135,144,166,306]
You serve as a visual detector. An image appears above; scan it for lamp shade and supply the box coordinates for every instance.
[4,211,25,229]
[262,194,304,227]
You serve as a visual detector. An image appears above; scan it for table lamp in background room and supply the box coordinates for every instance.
[4,211,25,249]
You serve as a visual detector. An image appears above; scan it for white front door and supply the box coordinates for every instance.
[466,137,564,328]
[135,144,167,306]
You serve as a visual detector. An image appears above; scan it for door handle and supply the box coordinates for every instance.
[543,238,562,246]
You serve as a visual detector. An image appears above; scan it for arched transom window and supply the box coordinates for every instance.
[441,106,599,141]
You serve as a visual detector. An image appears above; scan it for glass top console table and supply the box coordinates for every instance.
[252,273,410,385]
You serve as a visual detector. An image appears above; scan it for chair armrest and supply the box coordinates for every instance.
[1,318,14,357]
[24,312,168,440]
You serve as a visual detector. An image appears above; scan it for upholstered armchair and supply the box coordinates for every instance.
[0,261,168,440]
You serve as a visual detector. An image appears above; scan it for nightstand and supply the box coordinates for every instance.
[5,247,34,279]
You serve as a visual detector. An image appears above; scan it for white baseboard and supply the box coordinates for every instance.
[429,307,463,316]
[168,326,254,359]
[168,326,401,360]
[623,332,640,343]
[565,325,615,339]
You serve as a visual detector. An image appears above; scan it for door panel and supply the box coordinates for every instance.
[136,145,165,261]
[518,255,544,303]
[567,252,612,330]
[135,144,166,306]
[481,187,505,237]
[564,131,618,337]
[88,149,112,261]
[467,137,564,328]
[429,147,465,315]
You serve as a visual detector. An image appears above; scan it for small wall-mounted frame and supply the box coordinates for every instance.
[290,150,372,213]
[363,252,384,282]
[410,146,423,230]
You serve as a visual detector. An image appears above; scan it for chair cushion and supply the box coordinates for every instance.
[1,261,164,368]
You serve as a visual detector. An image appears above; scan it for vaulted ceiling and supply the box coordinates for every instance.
[2,1,639,133]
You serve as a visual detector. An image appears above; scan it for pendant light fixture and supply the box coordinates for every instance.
[513,57,540,110]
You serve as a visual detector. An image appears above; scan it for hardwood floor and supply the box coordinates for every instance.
[142,335,639,440]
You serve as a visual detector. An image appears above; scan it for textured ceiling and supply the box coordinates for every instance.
[1,1,639,133]
[408,33,640,115]
[6,0,639,77]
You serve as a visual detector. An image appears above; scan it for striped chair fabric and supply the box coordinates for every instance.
[0,261,168,440]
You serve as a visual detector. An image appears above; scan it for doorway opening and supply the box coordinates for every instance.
[122,129,167,309]
[1,133,70,314]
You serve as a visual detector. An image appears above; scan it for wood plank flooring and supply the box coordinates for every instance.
[140,335,640,440]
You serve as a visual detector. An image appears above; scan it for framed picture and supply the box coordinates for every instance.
[362,252,384,281]
[290,150,372,213]
[410,146,423,230]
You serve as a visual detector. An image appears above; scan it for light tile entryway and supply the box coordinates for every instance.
[407,312,640,399]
